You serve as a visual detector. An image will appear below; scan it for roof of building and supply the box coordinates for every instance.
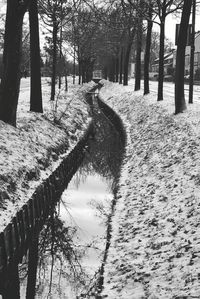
[153,51,174,64]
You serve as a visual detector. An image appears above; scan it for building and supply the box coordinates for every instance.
[151,50,175,75]
[185,31,200,74]
[151,31,200,78]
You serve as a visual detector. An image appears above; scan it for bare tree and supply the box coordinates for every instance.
[29,0,43,113]
[143,3,153,95]
[152,0,184,101]
[0,0,31,126]
[134,17,143,91]
[121,0,137,85]
[175,0,192,114]
[39,0,72,101]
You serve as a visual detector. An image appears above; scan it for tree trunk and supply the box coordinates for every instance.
[104,66,108,80]
[144,5,153,95]
[50,6,58,102]
[123,41,132,86]
[86,65,91,82]
[65,75,68,91]
[58,15,63,90]
[109,57,115,82]
[175,0,192,114]
[115,55,119,82]
[157,19,165,101]
[29,0,43,112]
[78,60,82,84]
[58,76,62,89]
[26,237,39,299]
[86,59,94,82]
[73,46,76,84]
[82,62,86,83]
[0,1,29,126]
[119,47,123,84]
[78,47,81,84]
[189,0,196,104]
[78,56,82,85]
[135,19,142,91]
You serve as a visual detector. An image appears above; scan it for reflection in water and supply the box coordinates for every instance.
[35,212,86,299]
[19,210,87,299]
[59,97,125,297]
[19,96,125,298]
[84,97,124,183]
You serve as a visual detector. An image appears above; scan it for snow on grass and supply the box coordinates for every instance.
[99,80,200,298]
[0,77,96,232]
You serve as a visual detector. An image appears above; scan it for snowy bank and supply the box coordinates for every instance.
[0,78,96,232]
[99,80,200,298]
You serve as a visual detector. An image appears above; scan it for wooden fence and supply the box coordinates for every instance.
[0,120,94,298]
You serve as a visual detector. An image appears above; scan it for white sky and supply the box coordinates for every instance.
[159,12,200,45]
[0,2,200,47]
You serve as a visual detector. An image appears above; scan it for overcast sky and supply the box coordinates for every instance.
[161,12,200,44]
[0,2,200,47]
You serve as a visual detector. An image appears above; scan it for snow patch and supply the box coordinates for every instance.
[99,80,200,298]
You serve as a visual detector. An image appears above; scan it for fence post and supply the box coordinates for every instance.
[26,236,39,299]
[0,118,95,298]
[2,264,20,299]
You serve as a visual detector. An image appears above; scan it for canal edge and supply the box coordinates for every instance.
[0,84,98,295]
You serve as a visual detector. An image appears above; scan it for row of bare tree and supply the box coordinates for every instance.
[0,0,195,127]
[89,0,194,114]
[0,0,42,126]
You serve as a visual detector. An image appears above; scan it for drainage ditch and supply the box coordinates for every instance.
[17,86,126,299]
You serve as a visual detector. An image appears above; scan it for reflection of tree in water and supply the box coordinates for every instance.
[19,208,90,298]
[69,101,126,298]
[80,103,125,187]
[36,209,87,298]
[19,102,125,298]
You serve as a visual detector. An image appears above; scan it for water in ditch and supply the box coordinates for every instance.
[31,97,125,299]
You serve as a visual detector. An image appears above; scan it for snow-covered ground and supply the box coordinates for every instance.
[2,77,200,298]
[0,77,96,232]
[99,80,200,298]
